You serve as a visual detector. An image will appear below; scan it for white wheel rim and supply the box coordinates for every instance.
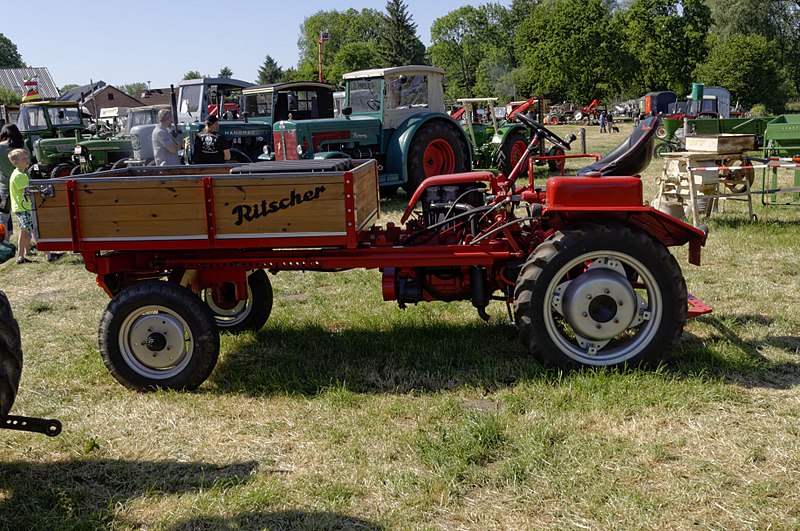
[543,251,662,365]
[119,305,194,379]
[201,282,253,328]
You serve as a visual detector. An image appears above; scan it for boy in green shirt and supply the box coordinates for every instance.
[8,148,62,264]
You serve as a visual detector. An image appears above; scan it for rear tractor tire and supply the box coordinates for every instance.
[0,291,22,417]
[514,223,687,370]
[98,280,220,391]
[498,132,529,178]
[201,269,273,333]
[405,120,470,194]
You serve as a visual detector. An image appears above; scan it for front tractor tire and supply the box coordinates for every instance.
[0,291,22,417]
[405,120,470,193]
[51,163,75,179]
[201,269,273,333]
[514,223,687,370]
[98,281,220,391]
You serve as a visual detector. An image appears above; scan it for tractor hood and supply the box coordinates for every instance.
[272,116,382,159]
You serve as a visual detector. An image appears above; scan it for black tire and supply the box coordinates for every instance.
[547,146,565,173]
[98,280,220,391]
[514,222,687,369]
[405,120,470,194]
[50,163,75,179]
[654,142,676,159]
[498,131,529,178]
[70,165,83,176]
[201,270,273,333]
[229,148,252,164]
[111,159,129,170]
[0,291,22,417]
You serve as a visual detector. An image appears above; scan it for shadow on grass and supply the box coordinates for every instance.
[211,321,543,397]
[674,314,800,389]
[169,510,383,530]
[211,313,800,396]
[0,459,258,528]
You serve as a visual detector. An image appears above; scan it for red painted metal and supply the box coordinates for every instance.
[203,177,216,246]
[545,176,643,208]
[66,179,82,251]
[401,171,496,223]
[688,294,713,318]
[311,131,350,152]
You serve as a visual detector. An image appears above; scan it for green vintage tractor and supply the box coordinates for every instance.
[452,97,534,176]
[16,100,87,179]
[270,65,471,193]
[71,107,134,173]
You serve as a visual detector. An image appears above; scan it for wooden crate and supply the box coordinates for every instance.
[684,134,755,154]
[31,159,379,252]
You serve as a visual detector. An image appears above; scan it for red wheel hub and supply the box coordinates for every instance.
[509,140,527,168]
[422,139,455,177]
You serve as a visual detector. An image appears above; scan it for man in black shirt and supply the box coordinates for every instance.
[192,115,231,164]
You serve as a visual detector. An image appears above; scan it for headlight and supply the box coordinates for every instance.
[297,144,305,156]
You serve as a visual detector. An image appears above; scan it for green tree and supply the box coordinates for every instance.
[218,67,233,78]
[0,33,24,68]
[0,86,21,106]
[619,0,711,96]
[513,0,624,102]
[296,9,385,82]
[257,55,284,84]
[377,0,427,67]
[430,5,504,98]
[121,82,147,97]
[59,84,79,94]
[183,71,203,80]
[696,34,790,112]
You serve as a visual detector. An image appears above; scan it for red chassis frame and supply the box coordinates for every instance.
[42,166,710,320]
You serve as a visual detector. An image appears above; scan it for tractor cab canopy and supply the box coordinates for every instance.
[242,82,336,123]
[126,105,170,132]
[177,77,254,124]
[342,65,446,130]
[17,101,83,133]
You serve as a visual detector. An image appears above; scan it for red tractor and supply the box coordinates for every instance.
[29,116,710,391]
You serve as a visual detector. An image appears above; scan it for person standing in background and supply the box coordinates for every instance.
[0,124,25,242]
[152,109,182,166]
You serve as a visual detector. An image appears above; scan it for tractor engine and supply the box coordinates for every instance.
[382,182,495,319]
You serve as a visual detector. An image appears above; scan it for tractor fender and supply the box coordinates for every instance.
[313,151,351,159]
[384,113,471,182]
[491,123,528,146]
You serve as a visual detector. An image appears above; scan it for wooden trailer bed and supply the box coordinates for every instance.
[30,159,380,253]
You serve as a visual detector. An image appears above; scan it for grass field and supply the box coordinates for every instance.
[1,122,799,530]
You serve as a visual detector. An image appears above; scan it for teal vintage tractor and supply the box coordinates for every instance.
[240,81,337,159]
[270,65,471,193]
[16,100,87,179]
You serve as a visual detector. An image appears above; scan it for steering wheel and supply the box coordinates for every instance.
[514,112,572,151]
[367,99,380,111]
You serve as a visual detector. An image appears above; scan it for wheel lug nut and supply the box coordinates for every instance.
[586,294,592,300]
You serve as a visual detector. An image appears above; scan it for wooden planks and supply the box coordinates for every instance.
[32,159,380,248]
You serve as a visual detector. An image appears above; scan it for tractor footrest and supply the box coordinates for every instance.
[688,294,713,319]
[1,414,62,436]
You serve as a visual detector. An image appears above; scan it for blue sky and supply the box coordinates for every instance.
[5,0,509,90]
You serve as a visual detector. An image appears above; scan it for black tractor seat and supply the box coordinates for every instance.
[577,116,660,177]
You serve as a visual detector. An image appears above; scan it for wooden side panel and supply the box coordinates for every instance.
[213,175,346,236]
[35,178,206,241]
[352,160,380,231]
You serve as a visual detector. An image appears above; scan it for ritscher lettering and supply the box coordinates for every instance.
[232,186,327,226]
